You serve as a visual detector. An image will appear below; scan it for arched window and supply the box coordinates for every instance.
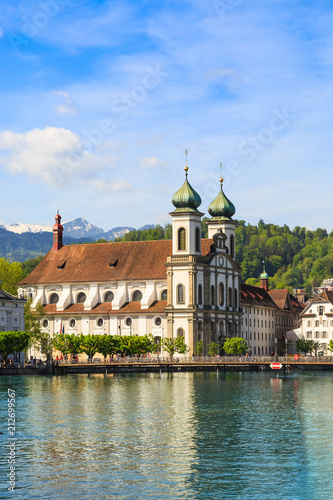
[49,293,59,304]
[219,283,224,307]
[198,320,203,331]
[195,227,201,252]
[104,291,114,303]
[178,227,186,251]
[77,292,86,303]
[132,290,143,302]
[177,328,184,338]
[161,289,167,301]
[234,289,238,308]
[230,235,235,258]
[177,284,184,304]
[228,287,232,308]
[211,285,215,306]
[198,284,202,305]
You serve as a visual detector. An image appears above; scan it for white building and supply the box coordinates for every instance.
[299,291,333,354]
[0,288,26,364]
[18,168,242,357]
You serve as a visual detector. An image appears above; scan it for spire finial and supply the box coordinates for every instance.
[57,209,59,216]
[262,260,265,273]
[184,149,188,178]
[220,162,223,186]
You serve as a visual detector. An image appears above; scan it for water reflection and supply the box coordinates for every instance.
[1,372,333,499]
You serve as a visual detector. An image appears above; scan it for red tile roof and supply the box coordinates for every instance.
[241,284,278,309]
[19,239,215,285]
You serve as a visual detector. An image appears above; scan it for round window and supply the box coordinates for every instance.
[69,319,76,328]
[97,318,104,328]
[42,319,49,328]
[155,317,162,327]
[126,317,133,327]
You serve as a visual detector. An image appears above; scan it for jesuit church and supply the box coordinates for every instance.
[18,165,302,357]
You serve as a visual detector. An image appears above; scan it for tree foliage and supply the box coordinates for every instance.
[295,338,318,356]
[0,331,30,363]
[223,337,249,356]
[161,336,188,359]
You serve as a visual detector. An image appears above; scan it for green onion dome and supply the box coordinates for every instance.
[260,261,269,279]
[172,167,202,212]
[208,179,235,220]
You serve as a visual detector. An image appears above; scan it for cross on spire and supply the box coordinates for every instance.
[185,149,188,178]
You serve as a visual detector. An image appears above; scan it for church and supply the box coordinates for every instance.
[18,164,302,357]
[18,165,242,356]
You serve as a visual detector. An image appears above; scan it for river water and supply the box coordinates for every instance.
[1,371,333,500]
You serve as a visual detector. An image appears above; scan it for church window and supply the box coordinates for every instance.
[198,320,203,331]
[211,285,215,305]
[228,287,232,308]
[104,291,114,303]
[42,319,49,328]
[230,235,235,258]
[154,317,162,327]
[177,284,185,304]
[126,317,133,327]
[177,328,184,338]
[198,284,203,305]
[132,290,143,302]
[195,227,201,252]
[69,318,76,328]
[97,318,104,328]
[219,283,224,306]
[234,289,238,308]
[161,289,168,301]
[77,292,86,303]
[50,293,59,304]
[178,227,186,251]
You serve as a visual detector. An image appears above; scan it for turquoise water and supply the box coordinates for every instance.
[1,371,333,500]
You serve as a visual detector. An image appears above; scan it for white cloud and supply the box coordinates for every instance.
[53,90,78,115]
[140,156,168,170]
[0,127,96,186]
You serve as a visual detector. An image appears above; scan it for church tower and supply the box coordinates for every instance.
[53,210,64,251]
[170,151,204,256]
[207,165,237,259]
[260,262,269,292]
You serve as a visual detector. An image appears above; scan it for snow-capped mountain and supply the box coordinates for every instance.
[1,222,52,234]
[0,218,103,239]
[62,218,104,239]
[0,218,139,241]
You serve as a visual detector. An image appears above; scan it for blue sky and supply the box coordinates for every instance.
[0,0,332,231]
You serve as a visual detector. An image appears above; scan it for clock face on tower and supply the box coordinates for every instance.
[218,256,224,267]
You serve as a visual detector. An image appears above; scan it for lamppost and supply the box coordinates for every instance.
[275,337,278,361]
[285,337,288,359]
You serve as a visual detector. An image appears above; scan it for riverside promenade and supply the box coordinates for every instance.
[2,356,333,375]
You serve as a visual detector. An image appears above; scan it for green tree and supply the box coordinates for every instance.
[24,299,51,355]
[296,338,315,356]
[207,342,219,356]
[96,335,120,360]
[79,334,100,359]
[0,258,25,295]
[0,331,31,364]
[223,337,248,356]
[194,340,203,356]
[161,336,188,361]
[328,340,333,353]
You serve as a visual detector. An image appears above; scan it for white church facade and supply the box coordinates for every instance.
[18,167,242,356]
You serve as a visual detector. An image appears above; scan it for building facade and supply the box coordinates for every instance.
[0,288,26,363]
[299,291,333,354]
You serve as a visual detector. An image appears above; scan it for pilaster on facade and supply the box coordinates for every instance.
[84,283,99,311]
[141,281,156,309]
[32,286,45,309]
[112,282,127,310]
